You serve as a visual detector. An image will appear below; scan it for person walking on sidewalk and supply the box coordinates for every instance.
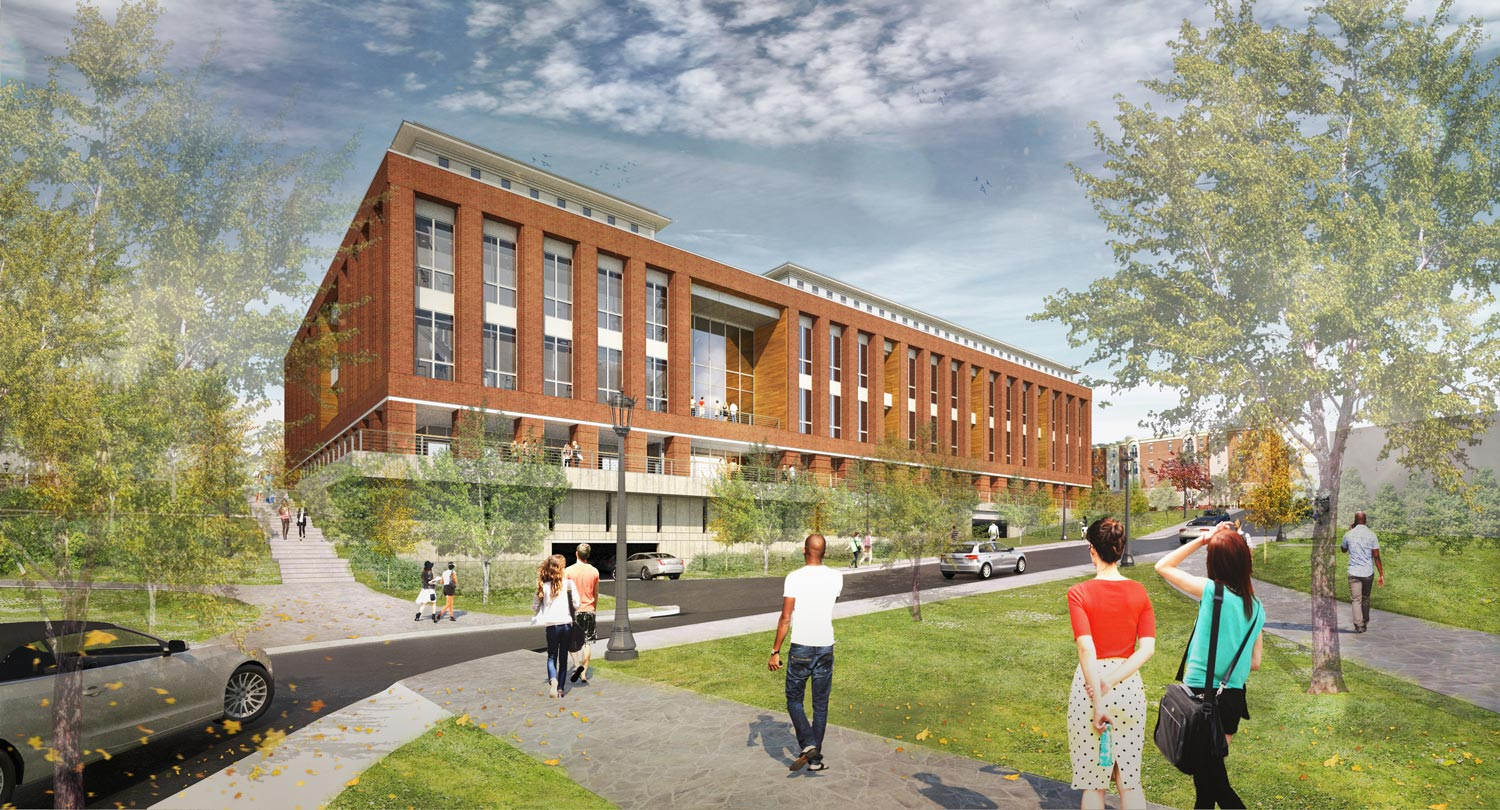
[1340,512,1384,633]
[768,534,843,773]
[434,563,458,622]
[414,561,437,622]
[862,532,873,566]
[296,506,308,540]
[277,503,290,539]
[849,535,861,568]
[1155,522,1266,809]
[565,544,600,685]
[1066,518,1156,810]
[532,553,579,699]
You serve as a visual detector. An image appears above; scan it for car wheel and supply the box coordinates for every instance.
[223,663,274,724]
[640,566,653,581]
[941,572,955,580]
[1015,556,1026,574]
[0,744,16,806]
[668,574,680,580]
[979,563,993,580]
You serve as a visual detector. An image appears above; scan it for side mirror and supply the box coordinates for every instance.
[166,640,188,655]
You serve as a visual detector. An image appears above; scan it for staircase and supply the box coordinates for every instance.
[254,500,357,586]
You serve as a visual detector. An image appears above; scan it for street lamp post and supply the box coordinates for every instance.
[1121,445,1138,566]
[605,394,638,661]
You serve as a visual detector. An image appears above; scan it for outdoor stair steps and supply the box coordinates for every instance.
[252,499,356,584]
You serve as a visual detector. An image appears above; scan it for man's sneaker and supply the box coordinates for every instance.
[432,613,440,623]
[806,761,828,772]
[790,746,820,772]
[415,613,421,621]
[570,665,585,683]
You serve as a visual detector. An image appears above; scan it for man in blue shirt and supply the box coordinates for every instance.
[1340,512,1385,633]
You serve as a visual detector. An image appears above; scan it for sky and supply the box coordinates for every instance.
[4,0,1499,442]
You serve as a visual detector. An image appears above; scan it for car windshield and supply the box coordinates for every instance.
[948,545,977,554]
[1190,516,1218,525]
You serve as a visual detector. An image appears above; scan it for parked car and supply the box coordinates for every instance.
[0,621,274,804]
[1178,514,1223,544]
[626,552,684,580]
[939,541,1027,580]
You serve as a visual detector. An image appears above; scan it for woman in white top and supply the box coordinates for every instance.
[532,554,579,698]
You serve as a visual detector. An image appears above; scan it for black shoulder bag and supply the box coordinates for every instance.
[566,582,586,653]
[1153,583,1257,775]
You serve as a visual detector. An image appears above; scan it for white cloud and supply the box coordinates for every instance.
[402,71,428,92]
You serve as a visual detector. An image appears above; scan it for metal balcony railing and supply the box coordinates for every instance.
[291,428,674,478]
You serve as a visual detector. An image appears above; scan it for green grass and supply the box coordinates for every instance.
[0,588,260,642]
[1253,538,1500,635]
[346,555,637,616]
[328,717,615,810]
[82,554,284,586]
[598,567,1499,810]
[1016,510,1186,545]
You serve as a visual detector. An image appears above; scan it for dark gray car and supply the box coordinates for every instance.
[0,621,273,804]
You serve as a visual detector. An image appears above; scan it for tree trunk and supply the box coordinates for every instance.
[482,560,491,604]
[147,582,157,634]
[1183,489,1189,518]
[908,558,922,622]
[763,544,770,576]
[1308,467,1346,694]
[52,588,89,809]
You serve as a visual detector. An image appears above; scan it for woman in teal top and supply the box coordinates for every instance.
[1155,522,1265,809]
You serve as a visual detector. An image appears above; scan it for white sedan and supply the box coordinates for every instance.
[0,621,274,804]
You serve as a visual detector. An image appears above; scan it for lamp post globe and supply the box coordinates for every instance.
[605,393,639,661]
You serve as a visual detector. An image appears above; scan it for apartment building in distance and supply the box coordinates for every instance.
[284,122,1092,559]
[1093,433,1214,492]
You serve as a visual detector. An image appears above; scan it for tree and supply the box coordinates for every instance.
[707,444,822,575]
[1152,453,1211,517]
[995,479,1058,541]
[1336,468,1371,528]
[1237,428,1309,542]
[1207,472,1243,509]
[1147,481,1180,513]
[1372,482,1408,537]
[1470,468,1500,544]
[1082,478,1121,521]
[419,418,569,603]
[1039,0,1500,693]
[0,0,352,402]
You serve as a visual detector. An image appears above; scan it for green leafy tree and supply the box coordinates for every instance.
[1082,479,1120,521]
[1372,482,1408,537]
[708,445,823,575]
[1039,0,1500,693]
[995,478,1058,540]
[1238,428,1309,542]
[1337,469,1371,528]
[1147,481,1180,513]
[1470,469,1500,543]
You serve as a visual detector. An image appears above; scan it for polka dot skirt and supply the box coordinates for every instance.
[1067,661,1147,791]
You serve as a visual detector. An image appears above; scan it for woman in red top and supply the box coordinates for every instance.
[1066,518,1156,809]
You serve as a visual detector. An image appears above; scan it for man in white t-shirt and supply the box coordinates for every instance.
[768,534,843,772]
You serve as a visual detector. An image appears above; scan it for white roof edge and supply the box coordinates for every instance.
[765,262,1080,378]
[388,121,672,232]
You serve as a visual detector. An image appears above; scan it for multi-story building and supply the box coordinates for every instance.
[284,122,1092,559]
[1093,433,1210,491]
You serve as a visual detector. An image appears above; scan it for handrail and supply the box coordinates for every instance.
[295,429,675,477]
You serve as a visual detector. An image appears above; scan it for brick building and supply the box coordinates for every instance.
[284,122,1092,559]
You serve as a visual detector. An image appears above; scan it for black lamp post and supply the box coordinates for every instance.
[1121,445,1138,566]
[605,393,638,661]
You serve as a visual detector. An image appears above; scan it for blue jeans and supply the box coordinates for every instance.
[545,624,571,682]
[785,643,834,758]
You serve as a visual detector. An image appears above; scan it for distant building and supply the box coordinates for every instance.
[1338,415,1499,495]
[1092,433,1209,491]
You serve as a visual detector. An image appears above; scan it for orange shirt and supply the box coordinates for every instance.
[565,562,600,612]
[1067,579,1156,659]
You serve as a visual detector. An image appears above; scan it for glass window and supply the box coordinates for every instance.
[829,393,842,439]
[582,206,592,217]
[415,215,454,293]
[799,322,813,375]
[857,337,869,389]
[438,156,450,168]
[544,249,573,320]
[597,347,622,403]
[829,330,842,383]
[557,197,567,208]
[598,267,623,331]
[799,388,813,434]
[907,353,917,399]
[607,214,616,225]
[930,357,939,406]
[646,357,668,413]
[484,233,517,307]
[470,167,481,178]
[858,399,869,443]
[483,324,516,389]
[500,178,511,190]
[530,188,540,199]
[631,223,639,233]
[690,315,755,420]
[544,336,573,397]
[415,309,454,380]
[646,281,668,341]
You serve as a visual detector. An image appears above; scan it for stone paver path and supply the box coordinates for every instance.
[1177,538,1500,713]
[402,650,1171,810]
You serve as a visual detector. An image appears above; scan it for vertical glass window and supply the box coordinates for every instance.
[544,336,573,397]
[907,410,917,448]
[646,357,668,413]
[857,337,869,389]
[799,388,813,434]
[415,215,454,293]
[483,234,517,306]
[799,322,813,376]
[907,353,917,400]
[829,394,842,439]
[544,249,573,319]
[950,362,960,409]
[415,309,454,380]
[646,281,668,341]
[597,347,622,403]
[858,399,869,443]
[482,324,516,389]
[930,357,939,406]
[598,267,623,331]
[829,330,843,383]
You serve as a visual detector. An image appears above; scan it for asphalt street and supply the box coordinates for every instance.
[20,533,1185,809]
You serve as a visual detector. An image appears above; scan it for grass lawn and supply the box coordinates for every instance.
[82,554,284,586]
[1253,538,1500,635]
[328,717,614,810]
[1016,510,1185,545]
[0,588,260,642]
[597,567,1498,810]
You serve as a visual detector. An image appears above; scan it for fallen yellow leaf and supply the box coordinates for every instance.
[222,720,242,735]
[456,713,470,726]
[544,758,560,766]
[915,728,932,741]
[1003,774,1021,782]
[26,737,42,750]
[345,776,360,787]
